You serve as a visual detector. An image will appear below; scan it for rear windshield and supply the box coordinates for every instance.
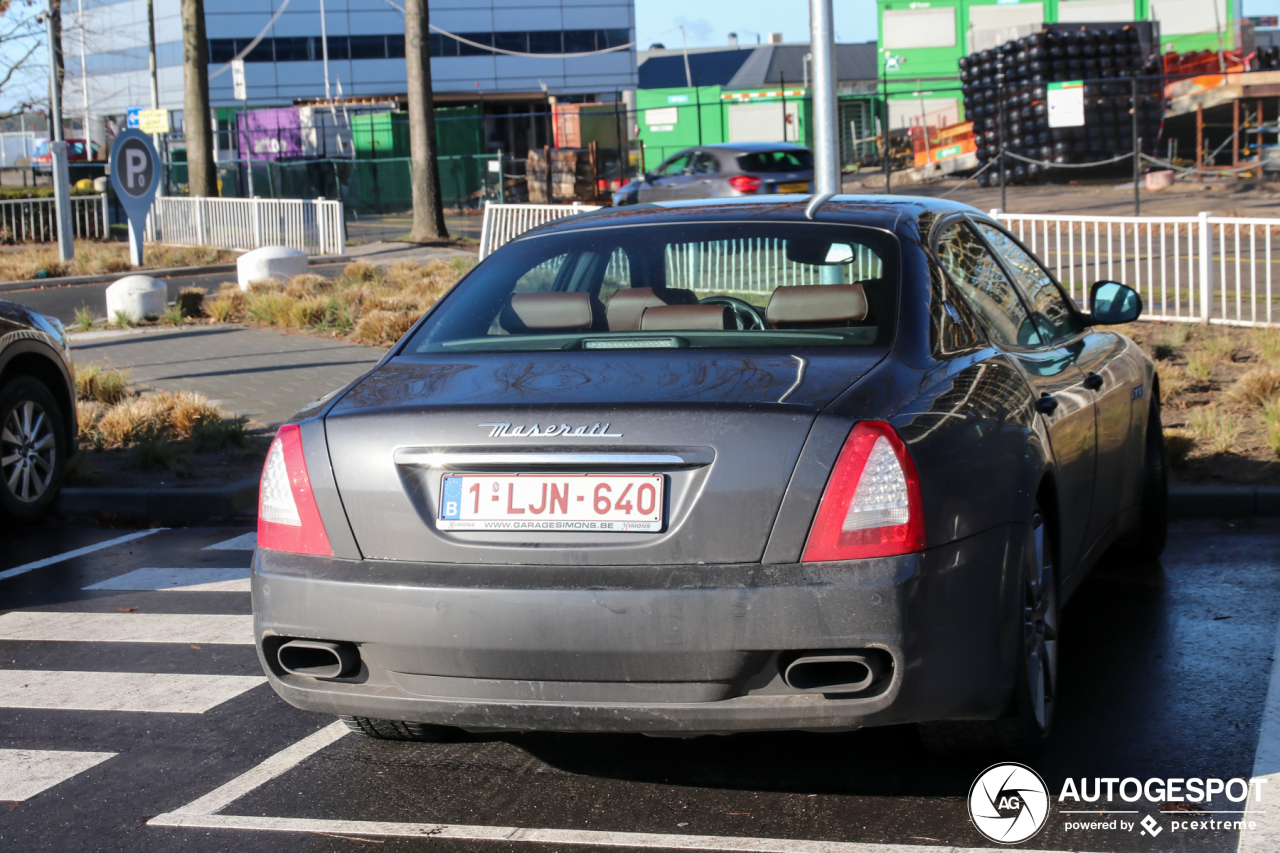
[403,221,898,354]
[736,150,813,173]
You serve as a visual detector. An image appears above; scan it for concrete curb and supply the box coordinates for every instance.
[54,476,258,525]
[1170,485,1280,518]
[0,256,353,294]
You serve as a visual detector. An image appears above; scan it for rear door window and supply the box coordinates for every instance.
[934,222,1040,348]
[736,150,814,172]
[976,223,1084,344]
[690,152,720,174]
[405,222,898,353]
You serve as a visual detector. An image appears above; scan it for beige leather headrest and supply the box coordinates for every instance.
[606,287,698,331]
[765,284,868,326]
[508,292,596,331]
[639,304,732,331]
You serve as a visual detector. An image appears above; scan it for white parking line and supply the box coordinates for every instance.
[0,612,254,645]
[0,749,116,801]
[83,567,250,593]
[0,670,265,713]
[150,722,1091,853]
[1238,623,1280,852]
[0,529,166,583]
[203,533,257,551]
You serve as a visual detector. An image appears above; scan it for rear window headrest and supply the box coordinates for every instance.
[765,284,868,327]
[606,287,698,331]
[501,292,602,333]
[639,304,732,331]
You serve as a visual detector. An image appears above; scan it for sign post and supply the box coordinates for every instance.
[109,129,161,266]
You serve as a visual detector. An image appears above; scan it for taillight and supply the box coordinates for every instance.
[258,424,333,556]
[729,175,762,193]
[802,422,925,562]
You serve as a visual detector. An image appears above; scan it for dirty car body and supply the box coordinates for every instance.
[252,195,1160,744]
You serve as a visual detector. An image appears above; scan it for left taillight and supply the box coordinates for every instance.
[729,174,762,193]
[258,424,332,556]
[802,422,925,562]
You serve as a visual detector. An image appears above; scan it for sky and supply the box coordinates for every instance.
[635,0,1280,50]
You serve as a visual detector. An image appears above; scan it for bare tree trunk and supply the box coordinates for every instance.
[49,0,63,134]
[405,0,447,241]
[181,0,216,197]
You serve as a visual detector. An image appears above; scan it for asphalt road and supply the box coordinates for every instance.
[0,519,1277,852]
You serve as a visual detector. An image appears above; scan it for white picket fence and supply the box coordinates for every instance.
[0,195,108,242]
[145,196,346,256]
[994,210,1280,328]
[478,201,601,259]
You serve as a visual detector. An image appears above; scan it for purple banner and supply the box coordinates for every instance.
[237,107,303,162]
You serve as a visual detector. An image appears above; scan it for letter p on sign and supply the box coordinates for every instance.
[126,149,148,189]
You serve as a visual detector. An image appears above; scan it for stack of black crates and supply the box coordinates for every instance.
[959,23,1164,185]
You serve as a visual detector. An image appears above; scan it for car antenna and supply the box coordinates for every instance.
[805,192,835,220]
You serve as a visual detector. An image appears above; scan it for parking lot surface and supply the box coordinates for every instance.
[0,519,1277,852]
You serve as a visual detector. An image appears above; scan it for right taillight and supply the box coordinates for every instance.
[258,424,333,557]
[802,422,925,562]
[729,174,762,194]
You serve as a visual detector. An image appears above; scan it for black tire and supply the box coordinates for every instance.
[1116,396,1168,561]
[0,376,67,521]
[919,504,1060,757]
[339,715,463,742]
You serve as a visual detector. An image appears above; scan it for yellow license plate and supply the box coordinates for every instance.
[778,182,810,193]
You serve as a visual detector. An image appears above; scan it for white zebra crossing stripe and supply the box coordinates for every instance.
[84,568,250,593]
[0,612,254,645]
[0,529,166,583]
[0,749,116,801]
[0,670,266,713]
[204,532,257,551]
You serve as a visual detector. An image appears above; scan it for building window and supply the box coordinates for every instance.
[205,30,632,65]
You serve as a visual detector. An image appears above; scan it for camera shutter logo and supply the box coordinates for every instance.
[968,763,1050,844]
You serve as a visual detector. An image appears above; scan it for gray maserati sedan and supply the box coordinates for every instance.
[252,194,1164,756]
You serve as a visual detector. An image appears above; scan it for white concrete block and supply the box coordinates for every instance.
[105,275,166,322]
[237,246,308,291]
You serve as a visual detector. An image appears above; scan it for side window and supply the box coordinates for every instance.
[690,152,719,174]
[935,222,1041,348]
[597,248,632,305]
[977,223,1083,343]
[655,154,690,176]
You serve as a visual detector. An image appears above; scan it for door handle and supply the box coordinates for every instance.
[1084,373,1104,391]
[1035,394,1059,415]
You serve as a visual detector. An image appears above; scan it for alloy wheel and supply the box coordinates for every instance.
[1,399,57,503]
[1023,513,1059,731]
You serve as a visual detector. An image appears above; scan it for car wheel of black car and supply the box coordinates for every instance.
[0,376,66,521]
[340,715,463,742]
[918,504,1059,756]
[1115,396,1168,561]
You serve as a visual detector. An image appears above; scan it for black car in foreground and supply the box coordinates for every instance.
[0,300,76,519]
[252,195,1163,756]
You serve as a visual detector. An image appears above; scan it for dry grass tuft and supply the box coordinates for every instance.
[1156,364,1190,404]
[93,391,222,447]
[76,400,106,438]
[284,273,329,299]
[1152,323,1192,360]
[1263,398,1280,458]
[1198,332,1239,364]
[1186,405,1244,455]
[1254,329,1280,365]
[1186,351,1214,384]
[75,362,130,405]
[343,260,381,283]
[1164,428,1196,468]
[354,309,416,346]
[0,241,236,282]
[1228,367,1280,408]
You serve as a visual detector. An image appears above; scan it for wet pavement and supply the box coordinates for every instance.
[0,518,1276,852]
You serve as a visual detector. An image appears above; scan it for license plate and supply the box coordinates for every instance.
[438,474,664,532]
[778,181,810,193]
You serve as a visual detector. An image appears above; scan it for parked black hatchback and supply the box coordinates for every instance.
[0,300,77,519]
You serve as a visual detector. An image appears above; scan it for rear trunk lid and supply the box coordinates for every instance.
[324,348,885,565]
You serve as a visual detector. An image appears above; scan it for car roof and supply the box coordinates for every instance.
[520,194,986,240]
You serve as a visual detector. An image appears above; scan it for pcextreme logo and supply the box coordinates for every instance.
[969,763,1051,844]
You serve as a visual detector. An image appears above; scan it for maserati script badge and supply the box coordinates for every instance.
[480,422,623,438]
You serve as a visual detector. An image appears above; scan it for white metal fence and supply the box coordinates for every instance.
[665,240,883,294]
[0,195,108,243]
[478,201,601,259]
[145,196,345,256]
[994,210,1280,328]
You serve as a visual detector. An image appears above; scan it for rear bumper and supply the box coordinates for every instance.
[253,523,1020,734]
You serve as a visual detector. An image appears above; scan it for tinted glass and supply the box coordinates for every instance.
[404,222,897,354]
[655,154,689,176]
[935,222,1040,348]
[977,223,1082,343]
[564,30,596,52]
[457,33,493,56]
[492,32,527,53]
[349,35,387,59]
[600,29,631,48]
[690,152,719,174]
[273,36,313,61]
[528,31,563,53]
[737,150,814,172]
[386,34,406,58]
[326,35,350,60]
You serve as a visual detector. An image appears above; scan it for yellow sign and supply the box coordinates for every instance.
[137,109,170,134]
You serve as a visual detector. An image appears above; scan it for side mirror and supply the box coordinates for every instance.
[1088,280,1142,325]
